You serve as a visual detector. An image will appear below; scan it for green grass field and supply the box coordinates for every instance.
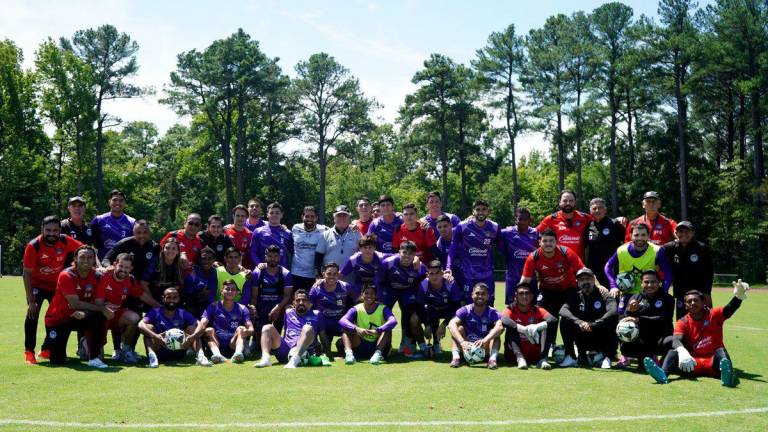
[1,276,766,431]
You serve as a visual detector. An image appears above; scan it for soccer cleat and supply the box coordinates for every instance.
[77,337,89,360]
[284,354,302,369]
[537,359,552,370]
[450,357,461,368]
[559,355,578,368]
[87,358,109,369]
[344,351,356,365]
[616,355,632,369]
[600,357,612,369]
[147,352,159,368]
[319,355,333,366]
[37,349,50,360]
[24,351,37,365]
[720,358,735,387]
[210,354,226,364]
[370,351,383,365]
[644,357,668,384]
[254,357,271,368]
[111,349,124,362]
[517,357,528,369]
[487,358,498,370]
[231,353,245,364]
[196,356,212,367]
[122,348,140,364]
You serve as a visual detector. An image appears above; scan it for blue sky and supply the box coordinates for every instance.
[2,0,713,158]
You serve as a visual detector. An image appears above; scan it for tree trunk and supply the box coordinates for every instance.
[626,86,634,183]
[726,87,734,163]
[507,78,519,209]
[318,135,327,225]
[458,118,468,215]
[575,89,583,207]
[675,63,688,221]
[609,80,618,217]
[222,116,235,218]
[751,85,763,216]
[235,94,246,203]
[556,97,565,192]
[738,93,746,160]
[95,114,104,209]
[265,112,275,190]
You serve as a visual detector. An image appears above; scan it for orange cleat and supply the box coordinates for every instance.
[38,349,51,360]
[24,351,37,364]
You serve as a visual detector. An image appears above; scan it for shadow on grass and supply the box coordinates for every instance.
[37,360,123,373]
[734,368,766,383]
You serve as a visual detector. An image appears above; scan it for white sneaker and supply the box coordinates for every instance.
[210,354,226,364]
[600,356,612,369]
[196,356,212,367]
[87,358,108,369]
[344,351,356,365]
[537,359,552,370]
[148,352,159,368]
[231,352,244,363]
[370,351,383,365]
[254,357,271,368]
[559,355,578,368]
[517,357,528,369]
[284,354,301,369]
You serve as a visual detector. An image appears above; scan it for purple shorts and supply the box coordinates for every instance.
[272,339,293,363]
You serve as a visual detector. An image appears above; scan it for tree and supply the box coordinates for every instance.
[293,53,376,222]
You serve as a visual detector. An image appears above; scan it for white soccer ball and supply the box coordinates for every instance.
[616,320,640,343]
[164,328,186,351]
[463,346,486,364]
[616,272,635,293]
[551,345,566,363]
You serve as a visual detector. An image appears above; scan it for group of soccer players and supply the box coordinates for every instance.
[21,188,749,385]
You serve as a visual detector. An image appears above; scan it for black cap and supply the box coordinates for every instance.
[576,268,595,278]
[68,196,86,205]
[643,191,660,200]
[676,221,694,231]
[333,205,351,215]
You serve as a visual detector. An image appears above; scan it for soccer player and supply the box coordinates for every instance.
[190,280,254,363]
[536,190,593,259]
[605,222,672,312]
[433,215,453,269]
[138,287,206,367]
[245,198,266,231]
[254,289,324,369]
[315,205,362,272]
[339,284,398,364]
[198,214,234,262]
[61,196,94,245]
[97,253,160,363]
[558,268,618,368]
[352,197,373,235]
[142,237,185,302]
[499,207,539,305]
[22,215,82,363]
[182,247,218,317]
[447,283,503,369]
[392,203,437,262]
[371,203,380,219]
[625,191,677,245]
[103,220,159,282]
[368,195,403,253]
[250,202,293,268]
[214,247,253,304]
[662,221,714,319]
[340,235,388,298]
[291,206,327,291]
[91,189,136,261]
[44,245,111,368]
[375,241,427,356]
[250,245,293,335]
[422,191,460,239]
[417,260,462,358]
[225,204,253,267]
[586,197,625,287]
[500,282,557,370]
[618,270,674,369]
[160,213,204,266]
[310,262,353,361]
[644,281,749,387]
[447,199,500,303]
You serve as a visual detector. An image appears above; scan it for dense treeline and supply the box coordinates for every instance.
[0,1,766,281]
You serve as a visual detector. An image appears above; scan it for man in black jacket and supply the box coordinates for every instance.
[662,221,714,319]
[586,197,625,287]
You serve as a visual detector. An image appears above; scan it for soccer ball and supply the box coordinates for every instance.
[616,272,635,292]
[552,345,566,363]
[164,328,186,351]
[616,320,640,343]
[463,346,486,364]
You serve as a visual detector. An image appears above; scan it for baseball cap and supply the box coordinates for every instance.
[576,268,595,278]
[68,196,86,205]
[642,191,660,200]
[676,221,694,231]
[333,205,351,216]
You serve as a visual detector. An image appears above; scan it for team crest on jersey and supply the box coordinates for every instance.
[217,245,223,251]
[593,301,602,309]
[655,224,662,230]
[49,330,57,339]
[55,248,64,254]
[575,221,581,226]
[528,317,534,324]
[655,300,663,308]
[690,254,699,263]
[86,228,92,236]
[146,252,153,260]
[602,228,610,236]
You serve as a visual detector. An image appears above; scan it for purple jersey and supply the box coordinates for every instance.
[499,226,539,282]
[455,304,501,341]
[252,266,292,310]
[91,212,136,260]
[419,278,462,310]
[309,280,351,321]
[447,219,500,280]
[423,212,461,240]
[435,237,451,269]
[183,266,217,299]
[341,251,388,295]
[282,307,323,348]
[368,215,404,253]
[245,219,265,232]
[202,301,252,333]
[249,225,294,267]
[375,255,426,297]
[143,307,197,333]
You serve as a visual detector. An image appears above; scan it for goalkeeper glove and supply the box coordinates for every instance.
[732,279,750,300]
[526,321,548,345]
[676,346,697,373]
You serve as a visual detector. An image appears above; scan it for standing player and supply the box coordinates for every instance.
[103,220,159,282]
[536,190,592,259]
[644,281,749,387]
[499,207,539,305]
[250,202,293,268]
[22,215,82,363]
[500,282,557,369]
[254,289,324,369]
[315,205,362,272]
[586,198,625,287]
[371,203,380,219]
[422,191,460,239]
[310,262,352,361]
[392,203,437,262]
[44,246,111,368]
[198,214,234,262]
[190,280,254,363]
[182,247,218,317]
[91,189,136,261]
[250,245,294,338]
[433,215,453,269]
[225,205,253,267]
[625,191,677,245]
[447,283,504,369]
[291,206,327,291]
[447,199,500,303]
[160,213,204,266]
[417,260,462,358]
[662,221,714,319]
[339,284,398,364]
[245,198,266,232]
[61,196,94,245]
[138,287,205,367]
[340,235,388,298]
[352,197,374,235]
[368,195,403,253]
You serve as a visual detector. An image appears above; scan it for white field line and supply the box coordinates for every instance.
[730,325,767,331]
[0,407,766,428]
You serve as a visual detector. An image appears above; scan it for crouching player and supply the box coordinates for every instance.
[339,284,398,365]
[500,282,557,370]
[254,289,324,369]
[190,280,254,364]
[644,281,749,386]
[310,262,352,362]
[415,260,462,358]
[447,283,503,369]
[138,287,205,368]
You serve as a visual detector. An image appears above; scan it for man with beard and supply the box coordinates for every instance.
[60,196,95,245]
[586,198,626,287]
[291,206,327,291]
[368,195,404,253]
[310,262,353,361]
[91,190,136,261]
[558,268,618,368]
[625,191,677,245]
[250,202,294,268]
[22,216,82,363]
[190,280,254,364]
[422,191,460,240]
[250,245,294,339]
[339,284,398,365]
[198,215,234,262]
[447,199,500,304]
[245,198,266,232]
[103,220,159,284]
[500,282,557,370]
[447,283,504,369]
[500,207,539,305]
[225,205,253,268]
[182,247,218,317]
[138,287,205,367]
[254,289,324,369]
[536,190,592,260]
[316,205,362,272]
[161,213,204,266]
[433,215,453,270]
[662,221,714,319]
[352,197,374,235]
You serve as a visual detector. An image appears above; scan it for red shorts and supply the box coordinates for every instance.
[102,308,131,345]
[692,355,717,377]
[504,340,542,364]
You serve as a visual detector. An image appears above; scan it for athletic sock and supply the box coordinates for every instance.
[210,346,222,357]
[451,348,460,360]
[197,349,206,360]
[345,349,354,356]
[489,348,498,361]
[234,340,244,356]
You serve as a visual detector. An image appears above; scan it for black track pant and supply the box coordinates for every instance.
[46,312,106,364]
[24,288,54,352]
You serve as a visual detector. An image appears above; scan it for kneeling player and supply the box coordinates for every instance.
[501,282,557,369]
[415,260,462,358]
[254,289,323,369]
[190,280,254,364]
[138,287,205,368]
[310,262,353,362]
[447,283,503,369]
[339,284,398,364]
[644,282,749,387]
